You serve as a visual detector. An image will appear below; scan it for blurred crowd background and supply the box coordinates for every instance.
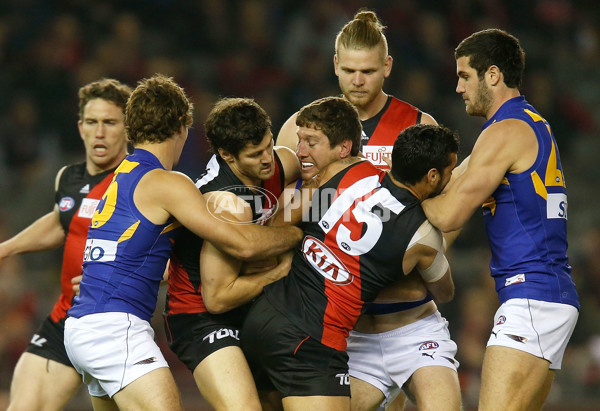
[0,1,599,409]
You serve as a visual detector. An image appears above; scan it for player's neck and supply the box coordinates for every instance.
[388,173,425,201]
[134,141,177,171]
[357,91,388,121]
[486,88,521,120]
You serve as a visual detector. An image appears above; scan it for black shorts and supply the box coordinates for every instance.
[24,315,73,367]
[241,296,350,398]
[164,308,248,372]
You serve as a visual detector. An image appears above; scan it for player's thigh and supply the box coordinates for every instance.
[112,367,183,411]
[350,376,385,411]
[385,393,407,411]
[9,352,81,411]
[283,395,350,411]
[192,346,261,411]
[479,345,551,411]
[90,395,120,411]
[408,366,461,411]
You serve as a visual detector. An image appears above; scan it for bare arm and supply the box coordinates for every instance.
[136,170,303,261]
[275,112,299,151]
[422,119,537,232]
[420,112,438,126]
[200,191,292,313]
[0,166,68,260]
[274,145,301,185]
[201,242,292,314]
[402,221,454,303]
[0,209,65,260]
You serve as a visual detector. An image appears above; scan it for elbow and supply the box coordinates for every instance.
[204,297,231,314]
[435,286,455,304]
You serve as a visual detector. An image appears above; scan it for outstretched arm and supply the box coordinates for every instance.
[137,170,303,261]
[422,119,536,232]
[0,166,67,260]
[0,209,65,260]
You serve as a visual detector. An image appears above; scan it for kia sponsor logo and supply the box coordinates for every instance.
[302,236,353,285]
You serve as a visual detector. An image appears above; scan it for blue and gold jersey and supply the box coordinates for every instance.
[482,96,578,309]
[68,149,180,322]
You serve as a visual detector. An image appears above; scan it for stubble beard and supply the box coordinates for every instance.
[467,78,493,117]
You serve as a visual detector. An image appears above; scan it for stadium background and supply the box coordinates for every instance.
[0,1,598,409]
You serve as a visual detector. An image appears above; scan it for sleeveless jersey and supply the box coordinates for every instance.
[481,96,579,309]
[68,149,181,322]
[264,161,427,351]
[361,96,421,170]
[51,163,115,322]
[165,152,286,315]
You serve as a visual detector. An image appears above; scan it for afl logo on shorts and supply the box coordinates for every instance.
[419,341,439,350]
[496,315,506,325]
[302,236,353,285]
[59,197,75,212]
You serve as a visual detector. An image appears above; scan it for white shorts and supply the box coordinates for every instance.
[486,298,578,370]
[347,311,459,407]
[64,312,169,397]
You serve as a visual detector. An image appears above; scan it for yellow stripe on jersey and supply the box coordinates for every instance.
[531,170,547,200]
[115,159,140,174]
[92,182,117,229]
[501,177,509,185]
[482,196,497,216]
[544,141,565,187]
[118,220,140,242]
[161,221,182,234]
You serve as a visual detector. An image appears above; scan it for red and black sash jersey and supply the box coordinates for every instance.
[361,96,421,169]
[51,162,115,322]
[263,160,426,351]
[165,152,286,315]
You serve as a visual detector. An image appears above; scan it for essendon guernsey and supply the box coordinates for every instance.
[264,160,427,351]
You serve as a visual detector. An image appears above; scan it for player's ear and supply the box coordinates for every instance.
[487,65,501,86]
[218,148,234,164]
[384,55,393,78]
[333,54,340,76]
[338,139,353,159]
[427,168,439,185]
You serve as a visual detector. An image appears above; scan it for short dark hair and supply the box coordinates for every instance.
[455,28,525,88]
[125,74,194,145]
[296,96,361,156]
[78,78,132,121]
[391,124,459,185]
[204,97,272,157]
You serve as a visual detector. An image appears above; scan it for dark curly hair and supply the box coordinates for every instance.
[125,74,194,145]
[391,124,460,185]
[204,97,271,157]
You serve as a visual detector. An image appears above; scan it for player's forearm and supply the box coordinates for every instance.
[0,212,65,258]
[204,254,292,314]
[422,194,472,232]
[230,225,302,261]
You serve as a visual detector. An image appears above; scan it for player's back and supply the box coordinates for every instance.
[264,160,427,351]
[69,149,179,322]
[482,96,578,309]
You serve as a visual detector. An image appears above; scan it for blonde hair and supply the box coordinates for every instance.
[335,10,388,58]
